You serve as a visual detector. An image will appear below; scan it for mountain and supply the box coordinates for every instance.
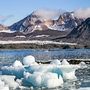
[0,11,84,41]
[0,24,8,30]
[48,12,84,31]
[63,17,90,44]
[9,12,84,33]
[67,18,90,38]
[9,12,49,33]
[26,29,68,40]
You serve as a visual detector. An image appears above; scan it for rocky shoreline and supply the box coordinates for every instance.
[0,43,90,49]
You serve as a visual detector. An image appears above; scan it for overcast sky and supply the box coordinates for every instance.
[0,0,90,26]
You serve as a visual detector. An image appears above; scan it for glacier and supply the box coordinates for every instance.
[0,40,77,45]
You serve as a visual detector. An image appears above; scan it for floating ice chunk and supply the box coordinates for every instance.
[1,66,24,79]
[30,62,38,65]
[25,62,79,81]
[24,71,63,88]
[0,79,4,86]
[50,59,61,65]
[79,61,87,68]
[58,65,80,80]
[0,55,80,88]
[23,55,36,66]
[72,87,90,90]
[12,60,23,67]
[0,86,9,90]
[25,64,54,74]
[61,59,70,65]
[79,61,86,65]
[76,87,90,90]
[0,79,9,90]
[0,75,19,89]
[16,78,32,87]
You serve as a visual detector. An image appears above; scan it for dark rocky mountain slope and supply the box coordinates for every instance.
[61,18,90,45]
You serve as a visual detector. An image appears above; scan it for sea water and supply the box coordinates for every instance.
[0,49,90,65]
[0,49,90,90]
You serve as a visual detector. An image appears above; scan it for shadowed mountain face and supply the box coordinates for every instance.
[53,18,90,45]
[65,18,90,44]
[67,18,90,38]
[26,29,69,40]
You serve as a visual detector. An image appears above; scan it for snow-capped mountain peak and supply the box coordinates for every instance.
[9,11,84,33]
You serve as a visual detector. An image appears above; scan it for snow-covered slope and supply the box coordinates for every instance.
[48,25,67,31]
[0,40,77,45]
[0,30,15,33]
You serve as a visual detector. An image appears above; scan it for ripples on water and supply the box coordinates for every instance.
[0,49,90,64]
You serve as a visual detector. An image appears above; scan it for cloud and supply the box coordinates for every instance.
[74,8,90,19]
[0,15,14,23]
[0,15,4,20]
[34,8,64,20]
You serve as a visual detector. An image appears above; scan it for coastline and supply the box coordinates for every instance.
[0,43,89,49]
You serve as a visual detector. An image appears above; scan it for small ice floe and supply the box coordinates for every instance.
[0,85,9,90]
[50,59,61,65]
[0,75,19,89]
[61,59,70,65]
[23,55,38,66]
[1,66,24,79]
[12,60,23,67]
[79,61,87,68]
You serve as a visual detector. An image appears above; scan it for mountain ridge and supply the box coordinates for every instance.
[9,11,84,33]
[0,11,87,43]
[66,17,90,44]
[54,17,90,45]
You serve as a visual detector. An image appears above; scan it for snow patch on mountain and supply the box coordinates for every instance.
[0,29,15,33]
[48,25,68,31]
[35,35,49,37]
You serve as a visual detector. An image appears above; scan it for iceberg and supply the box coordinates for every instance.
[79,61,87,68]
[61,59,70,65]
[24,71,63,88]
[0,75,19,89]
[23,55,38,66]
[1,66,24,79]
[12,60,23,67]
[50,59,61,65]
[0,55,80,89]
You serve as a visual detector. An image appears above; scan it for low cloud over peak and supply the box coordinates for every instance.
[74,8,90,19]
[34,8,64,20]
